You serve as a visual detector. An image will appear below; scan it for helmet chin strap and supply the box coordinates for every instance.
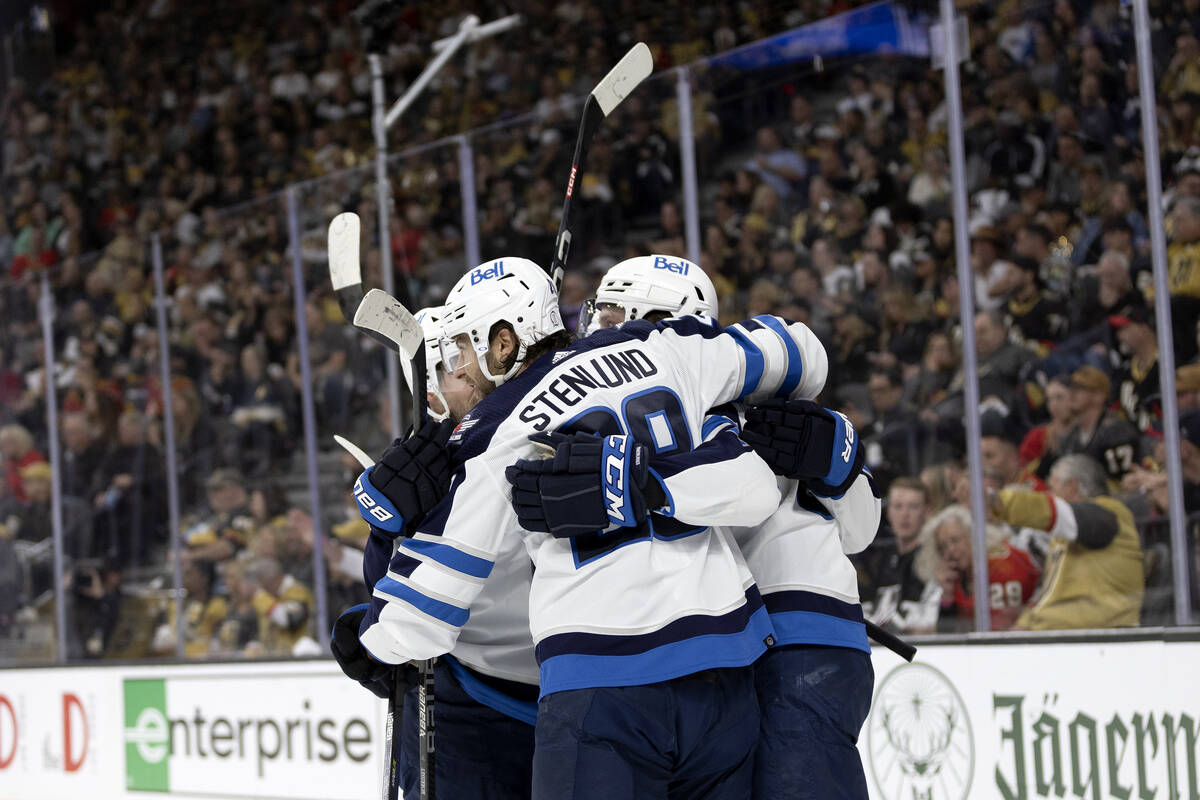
[476,339,527,387]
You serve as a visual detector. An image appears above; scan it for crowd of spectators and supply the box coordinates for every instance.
[4,0,1200,660]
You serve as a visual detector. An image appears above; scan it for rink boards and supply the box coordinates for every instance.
[0,635,1195,800]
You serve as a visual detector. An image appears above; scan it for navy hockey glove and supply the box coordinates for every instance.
[505,431,665,537]
[354,418,454,537]
[741,399,864,496]
[329,604,417,699]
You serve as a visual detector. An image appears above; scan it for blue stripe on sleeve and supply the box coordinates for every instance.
[374,576,470,627]
[400,538,494,579]
[753,315,803,398]
[700,415,736,440]
[824,412,855,489]
[725,325,764,399]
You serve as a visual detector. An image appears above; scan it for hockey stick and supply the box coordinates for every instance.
[866,620,917,662]
[329,212,365,325]
[353,288,435,800]
[329,222,430,799]
[549,42,653,290]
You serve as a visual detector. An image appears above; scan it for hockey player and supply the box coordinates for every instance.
[355,256,828,798]
[331,306,539,800]
[567,254,882,799]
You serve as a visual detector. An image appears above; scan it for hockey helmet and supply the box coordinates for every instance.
[439,257,564,387]
[581,254,717,334]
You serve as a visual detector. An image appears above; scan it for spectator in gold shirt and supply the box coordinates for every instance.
[991,454,1144,630]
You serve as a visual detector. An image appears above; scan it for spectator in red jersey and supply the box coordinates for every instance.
[1020,375,1076,476]
[915,504,1040,633]
[0,424,46,504]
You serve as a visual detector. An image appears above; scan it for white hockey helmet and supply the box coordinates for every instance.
[413,306,450,422]
[438,257,564,386]
[584,254,718,333]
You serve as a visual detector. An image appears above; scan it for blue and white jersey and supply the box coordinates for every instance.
[360,315,828,697]
[729,473,881,653]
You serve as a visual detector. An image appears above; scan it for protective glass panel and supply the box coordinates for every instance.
[689,10,962,632]
[154,193,323,659]
[1,261,59,662]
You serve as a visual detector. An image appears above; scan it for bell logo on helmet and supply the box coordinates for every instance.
[470,261,506,285]
[652,256,689,275]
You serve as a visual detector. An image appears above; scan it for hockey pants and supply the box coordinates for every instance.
[399,660,534,799]
[752,644,874,800]
[532,667,759,800]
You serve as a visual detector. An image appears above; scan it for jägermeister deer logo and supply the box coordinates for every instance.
[868,663,974,800]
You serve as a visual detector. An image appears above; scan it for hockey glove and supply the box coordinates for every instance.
[330,604,417,699]
[741,398,864,497]
[505,431,665,538]
[353,418,455,537]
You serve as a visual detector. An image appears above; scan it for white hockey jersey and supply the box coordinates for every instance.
[729,473,881,652]
[360,315,828,696]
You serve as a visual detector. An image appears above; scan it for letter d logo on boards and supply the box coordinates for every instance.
[124,679,169,792]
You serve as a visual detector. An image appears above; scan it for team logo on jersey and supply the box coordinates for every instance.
[469,261,505,285]
[449,417,477,443]
[652,255,690,275]
[867,663,974,800]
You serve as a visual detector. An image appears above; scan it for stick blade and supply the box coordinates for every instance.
[328,212,362,292]
[354,288,425,361]
[333,435,375,469]
[591,42,653,116]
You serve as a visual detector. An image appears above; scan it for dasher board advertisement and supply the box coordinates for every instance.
[859,639,1200,800]
[0,661,386,800]
[1,641,1198,799]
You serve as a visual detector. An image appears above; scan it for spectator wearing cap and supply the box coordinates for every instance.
[914,504,1040,633]
[743,126,807,202]
[854,477,938,635]
[1056,366,1146,487]
[1158,196,1200,363]
[997,255,1068,354]
[994,454,1144,630]
[0,424,46,504]
[1111,307,1162,432]
[91,410,166,567]
[182,469,255,564]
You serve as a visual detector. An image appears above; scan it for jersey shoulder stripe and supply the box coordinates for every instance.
[753,315,804,397]
[724,324,765,398]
